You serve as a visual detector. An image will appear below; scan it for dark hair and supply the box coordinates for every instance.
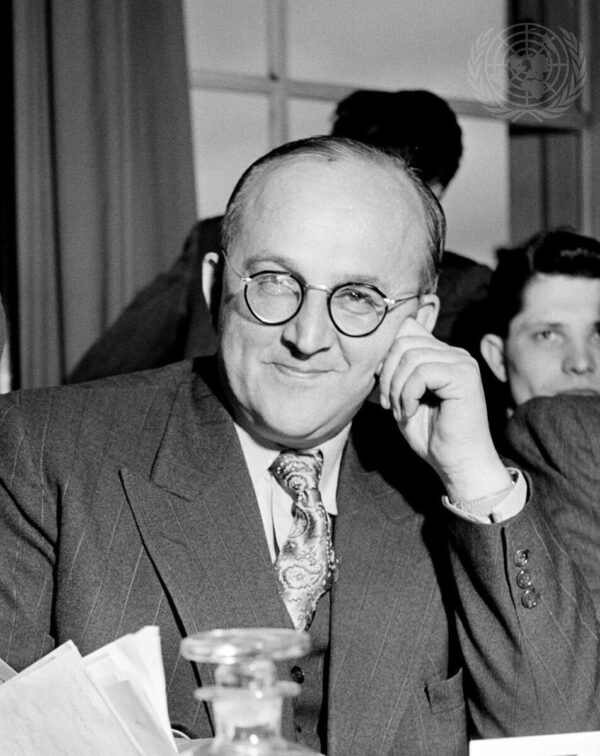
[484,228,600,338]
[331,89,463,190]
[221,135,445,292]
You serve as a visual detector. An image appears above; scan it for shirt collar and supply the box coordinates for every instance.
[234,423,351,516]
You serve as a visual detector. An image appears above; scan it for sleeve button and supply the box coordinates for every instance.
[290,665,304,684]
[521,588,540,609]
[516,569,533,589]
[514,548,530,567]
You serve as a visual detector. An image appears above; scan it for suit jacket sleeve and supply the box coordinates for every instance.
[504,394,600,616]
[0,392,57,668]
[444,491,600,737]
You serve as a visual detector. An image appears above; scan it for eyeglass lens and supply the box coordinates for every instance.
[244,272,387,336]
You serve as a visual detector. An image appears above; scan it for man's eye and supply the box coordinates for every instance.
[255,274,297,296]
[532,329,560,342]
[335,287,379,313]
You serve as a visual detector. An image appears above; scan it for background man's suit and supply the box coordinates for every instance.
[1,358,599,755]
[506,394,600,617]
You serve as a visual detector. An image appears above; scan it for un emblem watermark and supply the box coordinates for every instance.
[468,23,586,122]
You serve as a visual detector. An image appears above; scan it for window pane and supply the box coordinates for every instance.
[289,0,505,99]
[288,99,336,141]
[184,0,266,76]
[443,117,509,266]
[190,91,269,219]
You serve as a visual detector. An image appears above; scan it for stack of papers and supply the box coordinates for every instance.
[0,626,179,755]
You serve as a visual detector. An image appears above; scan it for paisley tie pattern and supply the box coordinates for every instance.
[270,449,338,631]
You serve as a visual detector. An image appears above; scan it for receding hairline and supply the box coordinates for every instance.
[221,137,445,291]
[233,150,423,221]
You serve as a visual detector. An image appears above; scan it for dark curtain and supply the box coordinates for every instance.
[13,0,197,387]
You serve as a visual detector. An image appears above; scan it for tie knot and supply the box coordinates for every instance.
[270,449,323,496]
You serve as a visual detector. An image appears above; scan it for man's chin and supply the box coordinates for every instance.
[251,409,352,449]
[259,423,336,449]
[557,388,600,397]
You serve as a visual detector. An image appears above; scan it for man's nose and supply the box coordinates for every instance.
[281,290,336,355]
[563,339,598,374]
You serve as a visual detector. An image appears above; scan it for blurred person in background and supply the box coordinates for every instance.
[478,228,600,443]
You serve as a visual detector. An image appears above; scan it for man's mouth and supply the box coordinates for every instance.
[273,363,333,378]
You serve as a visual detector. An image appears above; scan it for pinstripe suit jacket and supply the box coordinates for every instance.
[1,357,599,755]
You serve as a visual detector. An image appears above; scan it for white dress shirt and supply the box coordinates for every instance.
[234,423,351,561]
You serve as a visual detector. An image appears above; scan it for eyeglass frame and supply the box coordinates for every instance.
[220,247,423,338]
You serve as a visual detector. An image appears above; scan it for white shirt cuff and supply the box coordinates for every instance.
[442,468,527,523]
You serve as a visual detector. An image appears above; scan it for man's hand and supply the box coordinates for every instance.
[377,318,511,503]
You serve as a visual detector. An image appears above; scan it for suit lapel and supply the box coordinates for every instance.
[121,363,299,737]
[327,439,441,756]
[121,365,293,657]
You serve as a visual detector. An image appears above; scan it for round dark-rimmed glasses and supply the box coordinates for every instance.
[222,249,421,337]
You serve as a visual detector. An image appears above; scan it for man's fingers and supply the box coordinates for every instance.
[377,339,454,408]
[379,346,470,412]
[389,359,469,420]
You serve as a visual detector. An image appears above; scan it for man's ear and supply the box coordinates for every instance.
[202,252,221,315]
[480,333,507,383]
[414,293,440,333]
[427,180,445,200]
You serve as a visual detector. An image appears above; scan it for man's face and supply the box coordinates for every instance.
[217,156,436,448]
[503,273,600,404]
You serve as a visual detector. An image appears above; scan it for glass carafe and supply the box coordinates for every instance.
[180,628,323,755]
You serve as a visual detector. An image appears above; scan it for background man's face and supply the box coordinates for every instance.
[504,273,600,404]
[217,156,432,448]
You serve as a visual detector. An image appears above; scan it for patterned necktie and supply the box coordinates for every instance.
[270,449,338,631]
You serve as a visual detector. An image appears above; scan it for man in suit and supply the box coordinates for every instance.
[1,137,599,754]
[505,393,600,618]
[478,229,600,445]
[67,89,491,384]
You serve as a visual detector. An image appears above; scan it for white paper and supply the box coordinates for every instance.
[0,643,144,755]
[101,679,179,754]
[0,626,179,755]
[84,625,173,740]
[470,730,600,756]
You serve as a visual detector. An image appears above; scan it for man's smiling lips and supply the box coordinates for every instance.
[272,362,336,378]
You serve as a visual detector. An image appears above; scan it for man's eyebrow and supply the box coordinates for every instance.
[244,253,295,270]
[243,253,389,289]
[526,320,564,328]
